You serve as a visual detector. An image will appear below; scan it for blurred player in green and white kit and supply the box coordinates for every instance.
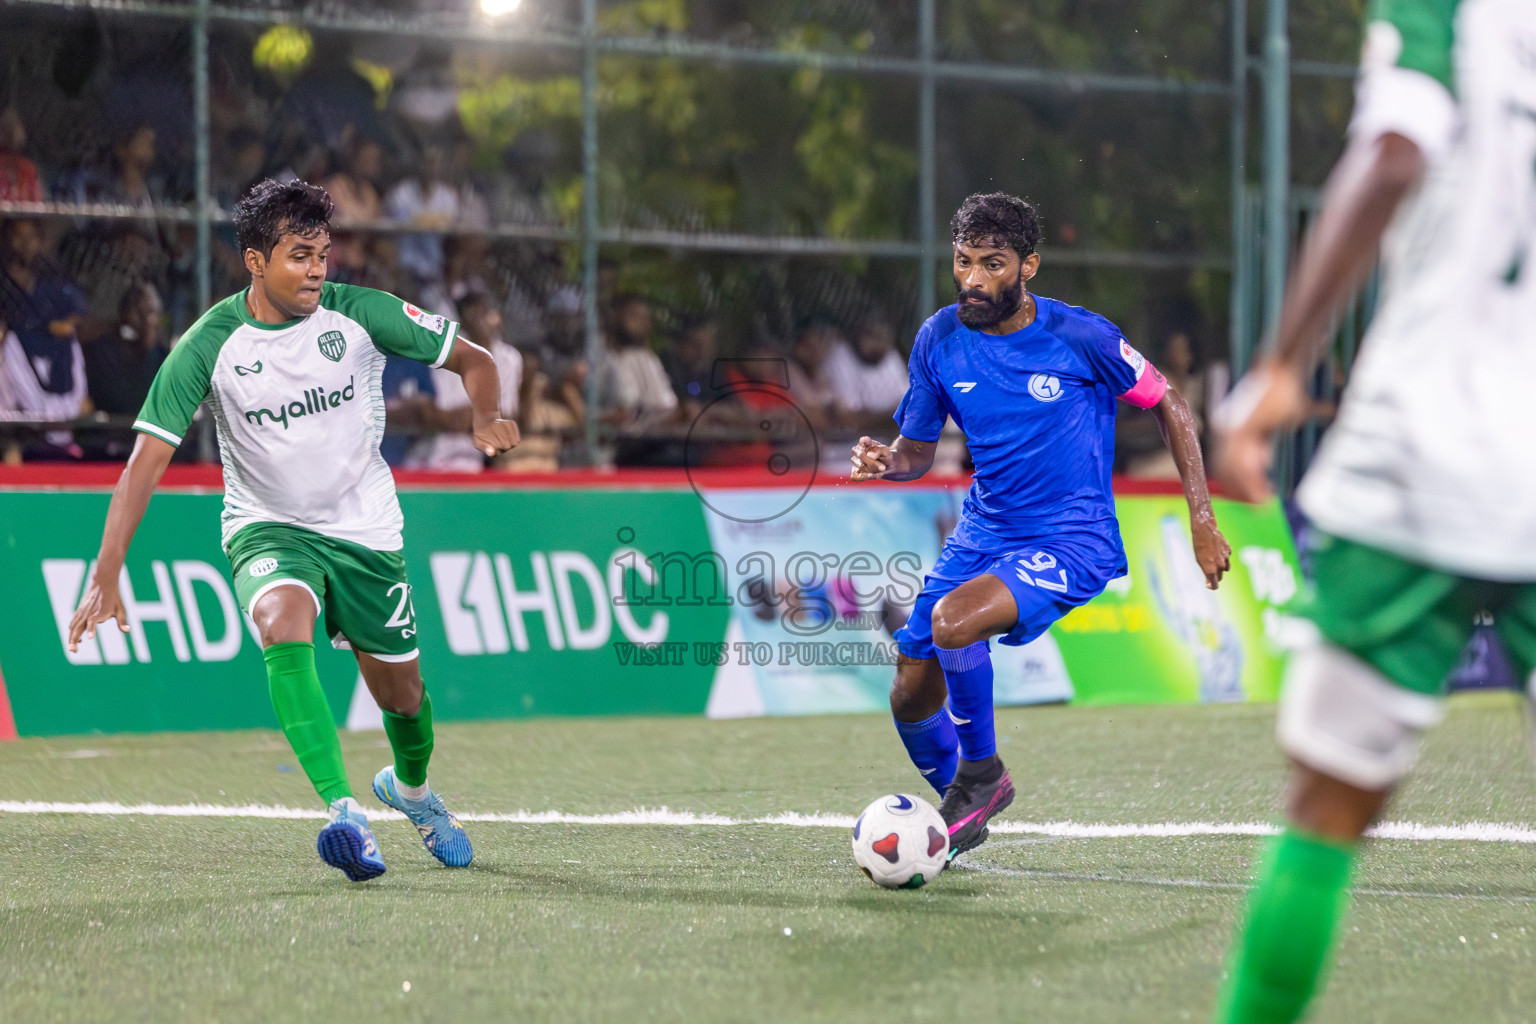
[1214,0,1536,1019]
[66,179,520,882]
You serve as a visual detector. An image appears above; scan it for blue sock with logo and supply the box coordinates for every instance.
[935,641,996,761]
[893,709,959,795]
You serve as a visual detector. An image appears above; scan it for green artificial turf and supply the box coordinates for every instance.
[3,694,1536,1022]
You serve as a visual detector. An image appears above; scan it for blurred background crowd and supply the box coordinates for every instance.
[0,0,1362,477]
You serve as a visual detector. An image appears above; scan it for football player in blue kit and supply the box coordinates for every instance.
[851,192,1231,859]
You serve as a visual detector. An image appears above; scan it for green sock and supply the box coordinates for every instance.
[382,689,435,788]
[264,642,351,805]
[1215,828,1356,1024]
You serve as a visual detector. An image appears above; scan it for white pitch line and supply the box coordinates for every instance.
[3,801,1536,844]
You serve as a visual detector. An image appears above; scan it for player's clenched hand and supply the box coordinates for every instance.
[1212,361,1309,504]
[850,436,892,481]
[67,577,129,653]
[1192,518,1232,590]
[473,417,520,458]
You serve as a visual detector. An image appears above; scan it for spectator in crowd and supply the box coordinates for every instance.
[823,314,908,423]
[214,127,267,210]
[417,233,494,323]
[542,285,586,377]
[321,134,385,274]
[380,354,436,467]
[83,280,167,458]
[506,347,585,472]
[664,315,723,415]
[0,219,89,458]
[596,292,677,427]
[450,138,491,233]
[1119,329,1227,479]
[75,123,162,209]
[0,109,44,203]
[388,145,458,287]
[785,316,841,428]
[410,291,522,472]
[321,134,385,223]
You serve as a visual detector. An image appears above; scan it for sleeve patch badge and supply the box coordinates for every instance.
[1119,338,1147,375]
[402,301,448,336]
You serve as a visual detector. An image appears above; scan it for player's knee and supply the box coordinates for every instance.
[929,599,980,650]
[1277,642,1446,792]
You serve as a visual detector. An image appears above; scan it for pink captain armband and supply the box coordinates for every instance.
[1120,362,1168,409]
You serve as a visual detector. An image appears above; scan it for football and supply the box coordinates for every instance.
[850,793,950,888]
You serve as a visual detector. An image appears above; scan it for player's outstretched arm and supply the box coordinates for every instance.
[1151,387,1230,589]
[1215,132,1426,503]
[443,338,520,457]
[67,433,175,651]
[850,435,935,482]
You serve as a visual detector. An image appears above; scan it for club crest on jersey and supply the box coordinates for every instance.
[402,301,447,336]
[1119,338,1146,375]
[317,330,346,362]
[1028,373,1063,402]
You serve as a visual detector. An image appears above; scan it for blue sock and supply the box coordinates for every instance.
[935,641,996,761]
[893,709,959,795]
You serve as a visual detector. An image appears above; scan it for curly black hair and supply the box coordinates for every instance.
[949,192,1041,258]
[234,178,334,260]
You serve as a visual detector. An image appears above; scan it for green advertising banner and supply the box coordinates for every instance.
[0,483,1302,737]
[1052,497,1303,706]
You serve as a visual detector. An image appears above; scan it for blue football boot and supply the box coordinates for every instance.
[317,797,387,881]
[372,766,473,868]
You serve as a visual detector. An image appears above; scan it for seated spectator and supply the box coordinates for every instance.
[823,314,908,421]
[214,128,267,211]
[410,291,522,472]
[380,353,436,467]
[417,233,494,323]
[785,316,840,428]
[0,109,43,203]
[322,135,385,224]
[663,315,723,414]
[1120,329,1225,479]
[75,123,162,209]
[84,280,167,459]
[450,138,491,233]
[503,347,584,472]
[0,219,89,458]
[596,293,676,427]
[387,145,458,287]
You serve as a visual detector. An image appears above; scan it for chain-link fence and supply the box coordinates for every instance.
[0,0,1363,476]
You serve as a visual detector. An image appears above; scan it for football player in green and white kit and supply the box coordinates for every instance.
[66,179,520,881]
[1213,0,1536,1019]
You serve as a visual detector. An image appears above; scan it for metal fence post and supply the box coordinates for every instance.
[1261,0,1289,339]
[1229,0,1248,376]
[193,0,216,461]
[580,0,602,465]
[917,0,937,324]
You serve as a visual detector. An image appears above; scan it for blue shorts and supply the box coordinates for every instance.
[894,534,1124,660]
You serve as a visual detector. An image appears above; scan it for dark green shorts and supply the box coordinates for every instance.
[226,522,419,661]
[1308,532,1536,696]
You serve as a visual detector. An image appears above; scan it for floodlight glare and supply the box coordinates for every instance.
[481,0,522,15]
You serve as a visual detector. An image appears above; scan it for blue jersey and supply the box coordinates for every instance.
[894,297,1166,562]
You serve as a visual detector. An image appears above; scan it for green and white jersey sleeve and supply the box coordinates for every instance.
[133,303,237,447]
[1351,0,1461,158]
[139,284,459,553]
[322,281,459,368]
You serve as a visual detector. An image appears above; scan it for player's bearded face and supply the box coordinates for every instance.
[954,267,1024,329]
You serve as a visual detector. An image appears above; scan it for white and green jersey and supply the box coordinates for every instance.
[1299,0,1536,579]
[134,282,458,551]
